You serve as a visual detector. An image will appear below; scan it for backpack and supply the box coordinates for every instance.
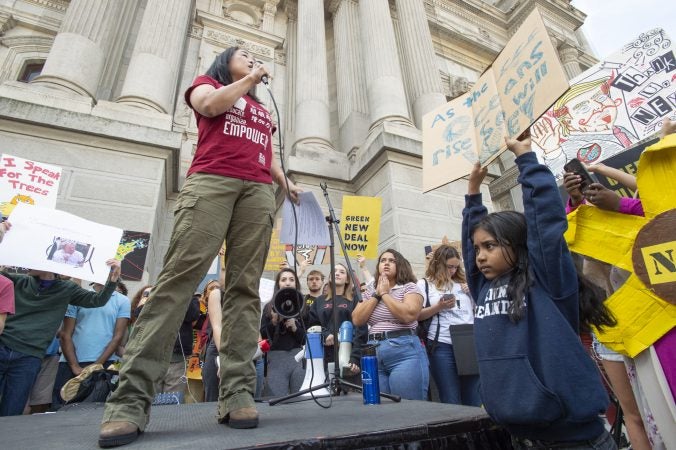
[416,279,441,354]
[67,369,119,404]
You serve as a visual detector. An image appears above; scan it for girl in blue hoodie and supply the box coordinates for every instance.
[462,135,615,449]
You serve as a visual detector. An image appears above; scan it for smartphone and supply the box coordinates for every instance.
[441,293,455,301]
[424,245,432,256]
[563,158,596,192]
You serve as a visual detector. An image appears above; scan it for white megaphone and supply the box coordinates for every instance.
[299,325,330,397]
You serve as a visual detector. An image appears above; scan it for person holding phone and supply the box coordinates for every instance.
[417,245,479,406]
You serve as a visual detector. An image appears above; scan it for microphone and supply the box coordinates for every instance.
[338,321,353,377]
[256,60,269,85]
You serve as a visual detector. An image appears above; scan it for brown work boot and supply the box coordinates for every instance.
[219,406,259,429]
[98,421,141,448]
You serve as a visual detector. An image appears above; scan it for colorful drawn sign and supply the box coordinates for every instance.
[115,230,151,281]
[0,154,62,217]
[339,196,382,258]
[422,8,569,191]
[284,244,330,268]
[533,28,676,180]
[264,221,287,271]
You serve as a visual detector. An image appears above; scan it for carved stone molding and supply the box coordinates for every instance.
[0,11,16,35]
[274,50,286,66]
[488,165,519,197]
[23,0,69,12]
[189,25,204,39]
[204,29,273,58]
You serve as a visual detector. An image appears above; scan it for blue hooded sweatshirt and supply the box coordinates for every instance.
[462,152,609,441]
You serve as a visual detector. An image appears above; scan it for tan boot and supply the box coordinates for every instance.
[219,406,259,429]
[98,421,140,448]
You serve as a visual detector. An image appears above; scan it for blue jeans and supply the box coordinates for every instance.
[429,341,480,406]
[371,335,429,400]
[511,429,617,450]
[0,343,42,416]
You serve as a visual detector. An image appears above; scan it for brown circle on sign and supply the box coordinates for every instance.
[632,208,676,305]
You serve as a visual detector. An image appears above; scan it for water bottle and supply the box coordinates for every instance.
[361,344,380,405]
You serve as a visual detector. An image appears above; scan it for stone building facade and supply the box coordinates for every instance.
[0,0,596,289]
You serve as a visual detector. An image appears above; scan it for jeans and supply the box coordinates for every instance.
[428,341,480,406]
[371,334,429,400]
[0,343,42,416]
[102,174,275,430]
[511,429,617,450]
[202,341,219,402]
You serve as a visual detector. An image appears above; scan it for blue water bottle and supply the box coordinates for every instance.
[361,344,380,405]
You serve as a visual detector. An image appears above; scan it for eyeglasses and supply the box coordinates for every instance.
[446,265,460,270]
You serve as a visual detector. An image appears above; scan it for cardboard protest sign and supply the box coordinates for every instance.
[422,8,569,191]
[340,196,382,258]
[0,203,123,284]
[116,230,151,281]
[264,221,287,271]
[0,154,62,217]
[533,28,676,180]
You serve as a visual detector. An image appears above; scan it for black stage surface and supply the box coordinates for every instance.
[0,396,511,449]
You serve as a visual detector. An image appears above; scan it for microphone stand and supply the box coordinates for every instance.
[269,182,400,405]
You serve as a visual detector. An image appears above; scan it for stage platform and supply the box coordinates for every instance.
[0,396,511,449]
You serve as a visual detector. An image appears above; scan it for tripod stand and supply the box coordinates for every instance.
[269,183,400,406]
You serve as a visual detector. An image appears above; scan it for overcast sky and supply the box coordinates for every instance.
[571,0,676,58]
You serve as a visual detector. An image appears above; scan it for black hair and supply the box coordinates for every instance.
[577,273,617,333]
[274,268,301,293]
[205,46,261,103]
[472,211,532,322]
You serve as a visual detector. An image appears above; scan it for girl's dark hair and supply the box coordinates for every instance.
[425,244,466,289]
[472,211,532,322]
[374,249,417,289]
[274,268,301,293]
[205,46,261,103]
[578,273,617,333]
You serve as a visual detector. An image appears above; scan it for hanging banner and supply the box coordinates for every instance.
[0,154,62,217]
[340,196,382,259]
[422,8,569,191]
[532,28,676,180]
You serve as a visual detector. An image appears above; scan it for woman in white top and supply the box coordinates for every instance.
[417,245,479,406]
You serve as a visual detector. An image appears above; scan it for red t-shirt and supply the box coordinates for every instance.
[184,75,273,183]
[0,274,15,315]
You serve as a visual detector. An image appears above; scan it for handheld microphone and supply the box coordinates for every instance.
[256,61,269,85]
[338,321,353,377]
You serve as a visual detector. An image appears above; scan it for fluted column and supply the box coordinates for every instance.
[284,2,298,147]
[559,44,582,79]
[359,0,411,127]
[394,0,446,128]
[116,0,192,113]
[294,0,333,152]
[261,0,280,33]
[331,0,368,154]
[32,0,127,98]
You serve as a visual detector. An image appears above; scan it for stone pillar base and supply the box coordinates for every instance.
[92,100,173,130]
[0,80,93,114]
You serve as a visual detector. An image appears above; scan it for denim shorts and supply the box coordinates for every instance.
[591,334,624,363]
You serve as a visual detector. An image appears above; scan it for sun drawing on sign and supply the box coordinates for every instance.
[564,135,676,358]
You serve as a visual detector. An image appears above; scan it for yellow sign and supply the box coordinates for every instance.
[640,241,676,285]
[264,220,287,271]
[340,196,382,259]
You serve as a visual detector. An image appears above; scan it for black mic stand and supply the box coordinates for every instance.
[269,182,400,405]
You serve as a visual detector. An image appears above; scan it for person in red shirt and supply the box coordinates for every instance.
[99,47,300,448]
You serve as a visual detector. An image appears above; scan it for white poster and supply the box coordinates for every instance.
[532,28,676,180]
[280,192,330,246]
[0,203,123,284]
[0,154,62,216]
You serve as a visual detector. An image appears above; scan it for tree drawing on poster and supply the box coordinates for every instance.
[532,28,676,180]
[116,230,150,281]
[422,8,569,191]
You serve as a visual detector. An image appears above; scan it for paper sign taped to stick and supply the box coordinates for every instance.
[0,203,123,284]
[532,28,676,180]
[340,196,382,259]
[422,8,569,191]
[0,154,62,216]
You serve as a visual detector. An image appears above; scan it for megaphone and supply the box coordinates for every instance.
[299,325,330,397]
[272,287,304,319]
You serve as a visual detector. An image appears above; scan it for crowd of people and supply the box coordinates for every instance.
[0,45,672,450]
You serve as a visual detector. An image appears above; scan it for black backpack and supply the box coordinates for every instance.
[67,369,119,404]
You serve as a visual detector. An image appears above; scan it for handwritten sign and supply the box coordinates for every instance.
[422,8,568,191]
[0,154,62,216]
[533,28,676,180]
[339,196,382,258]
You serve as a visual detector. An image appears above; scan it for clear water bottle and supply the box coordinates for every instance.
[361,344,380,405]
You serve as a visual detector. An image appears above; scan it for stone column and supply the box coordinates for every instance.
[394,0,446,128]
[261,0,280,33]
[32,0,127,98]
[331,0,368,155]
[294,0,333,152]
[116,0,193,113]
[284,1,298,147]
[359,0,412,127]
[559,44,582,79]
